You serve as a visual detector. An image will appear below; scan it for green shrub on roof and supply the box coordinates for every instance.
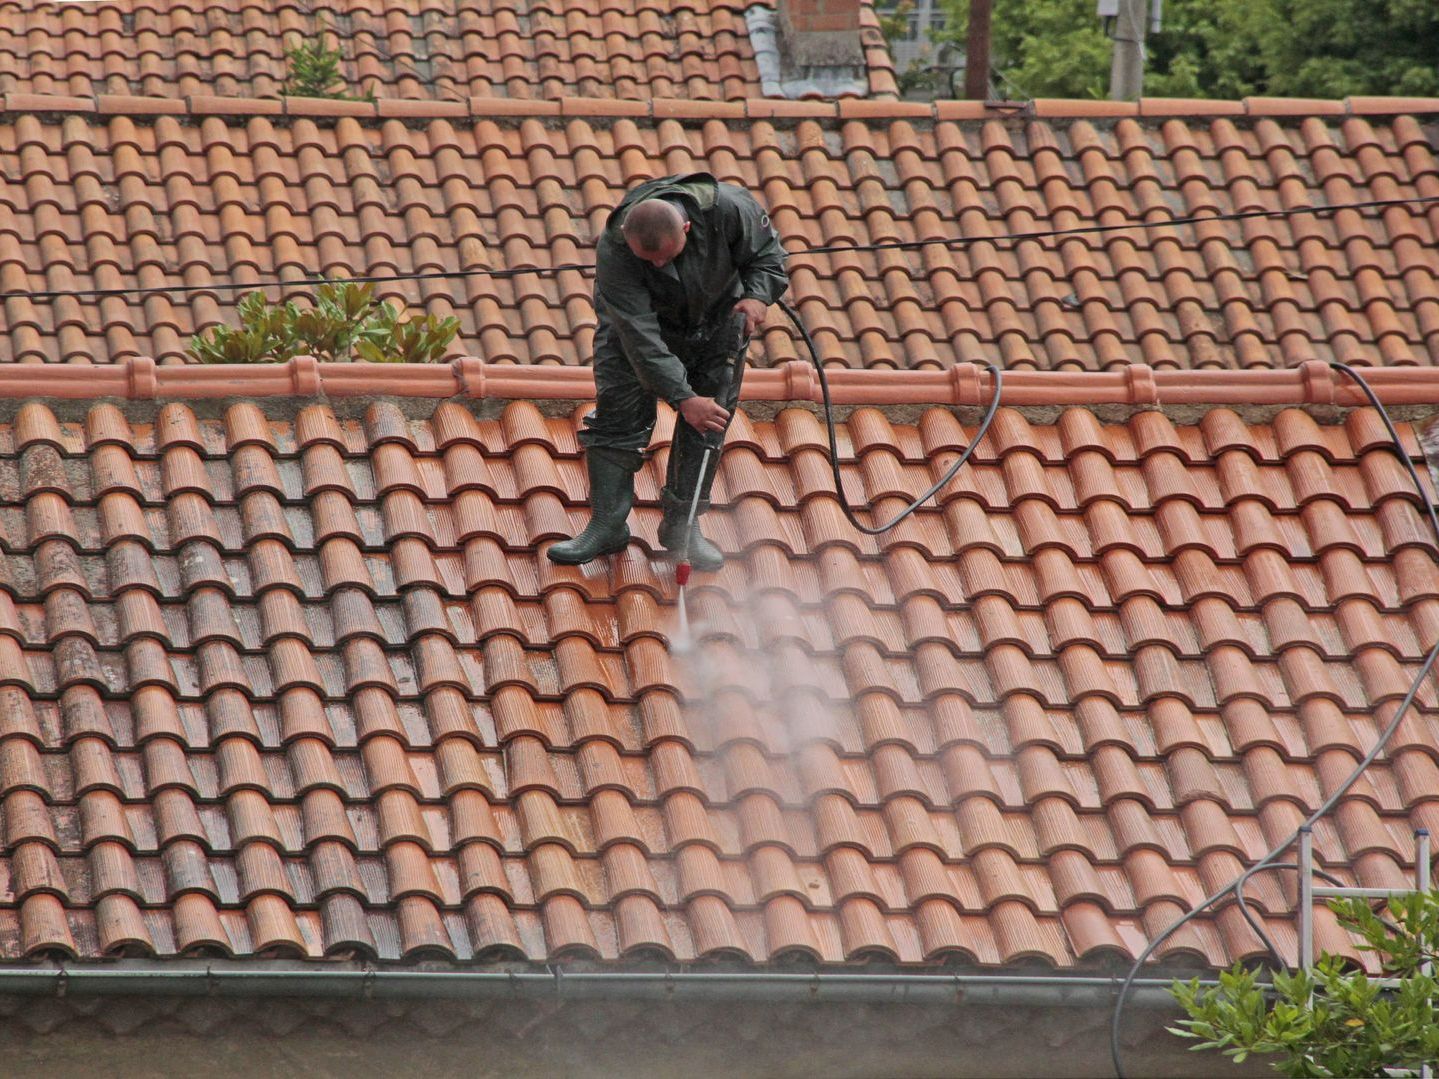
[188,282,459,365]
[282,17,375,102]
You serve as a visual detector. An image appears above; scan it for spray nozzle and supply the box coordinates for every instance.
[675,562,692,587]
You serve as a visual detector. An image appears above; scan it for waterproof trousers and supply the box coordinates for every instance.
[578,313,748,521]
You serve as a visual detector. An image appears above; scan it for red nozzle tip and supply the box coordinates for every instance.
[675,563,692,586]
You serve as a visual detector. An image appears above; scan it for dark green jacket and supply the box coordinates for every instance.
[594,172,788,406]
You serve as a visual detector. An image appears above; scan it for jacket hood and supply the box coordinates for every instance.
[604,172,719,239]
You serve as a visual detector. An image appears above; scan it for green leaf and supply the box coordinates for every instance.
[186,281,459,365]
[1168,889,1439,1075]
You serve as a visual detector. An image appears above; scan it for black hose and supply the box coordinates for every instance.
[1230,863,1386,966]
[777,299,1004,534]
[768,307,1436,1076]
[1108,362,1439,1077]
[1331,363,1439,542]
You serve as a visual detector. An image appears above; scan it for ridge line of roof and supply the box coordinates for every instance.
[4,91,1439,124]
[9,358,1439,408]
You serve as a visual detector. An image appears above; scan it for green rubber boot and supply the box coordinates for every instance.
[547,448,639,565]
[658,509,724,572]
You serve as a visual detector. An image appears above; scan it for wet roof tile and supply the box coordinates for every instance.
[0,101,1436,369]
[1,395,1435,969]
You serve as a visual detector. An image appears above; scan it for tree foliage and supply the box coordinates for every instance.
[1169,890,1439,1077]
[878,1,940,97]
[932,0,1439,100]
[188,282,460,365]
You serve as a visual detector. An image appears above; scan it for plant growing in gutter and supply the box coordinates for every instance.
[1169,889,1439,1076]
[188,282,460,365]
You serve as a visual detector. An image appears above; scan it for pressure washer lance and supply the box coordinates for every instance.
[671,329,750,654]
[671,477,703,653]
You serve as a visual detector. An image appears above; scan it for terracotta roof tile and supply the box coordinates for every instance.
[1,101,1436,369]
[0,0,788,103]
[4,8,1439,983]
[0,395,1434,968]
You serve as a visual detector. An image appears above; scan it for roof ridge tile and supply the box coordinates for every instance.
[8,91,1439,124]
[11,358,1439,408]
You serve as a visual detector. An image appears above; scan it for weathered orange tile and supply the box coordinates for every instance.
[10,87,1426,375]
[2,0,1439,984]
[1032,99,1139,118]
[1345,96,1439,116]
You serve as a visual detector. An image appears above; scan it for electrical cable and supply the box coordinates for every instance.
[3,194,1437,304]
[778,299,1002,535]
[1108,361,1439,1078]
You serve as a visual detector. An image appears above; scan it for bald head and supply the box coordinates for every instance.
[622,199,690,267]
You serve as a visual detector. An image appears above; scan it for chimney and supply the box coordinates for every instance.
[776,0,863,67]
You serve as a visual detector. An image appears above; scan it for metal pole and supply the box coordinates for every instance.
[1107,0,1146,100]
[963,0,992,100]
[1298,826,1315,970]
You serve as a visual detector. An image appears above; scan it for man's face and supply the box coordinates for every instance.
[628,221,690,268]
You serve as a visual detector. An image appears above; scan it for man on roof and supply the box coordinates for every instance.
[547,172,789,571]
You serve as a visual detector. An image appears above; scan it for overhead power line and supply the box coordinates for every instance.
[2,194,1436,304]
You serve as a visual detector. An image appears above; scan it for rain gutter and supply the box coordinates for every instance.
[8,356,1439,408]
[0,964,1235,1009]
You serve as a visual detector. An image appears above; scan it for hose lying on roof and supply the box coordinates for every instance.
[1109,361,1439,1079]
[672,308,1003,652]
[777,299,1005,535]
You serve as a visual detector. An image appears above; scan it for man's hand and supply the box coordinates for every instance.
[733,298,767,336]
[678,396,730,434]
